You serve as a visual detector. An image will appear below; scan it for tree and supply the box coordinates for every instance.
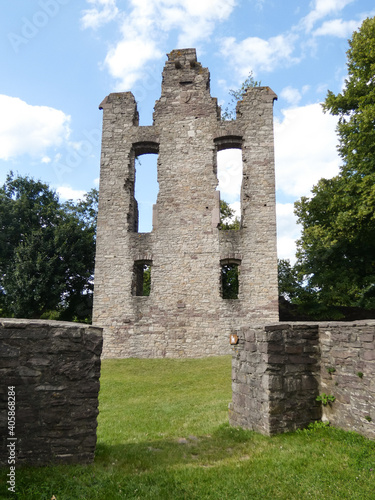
[278,259,302,302]
[222,72,261,120]
[142,264,151,296]
[323,16,375,178]
[218,200,240,298]
[221,263,239,299]
[0,173,97,320]
[219,200,240,230]
[294,17,375,311]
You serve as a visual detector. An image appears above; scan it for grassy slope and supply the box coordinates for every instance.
[1,357,374,499]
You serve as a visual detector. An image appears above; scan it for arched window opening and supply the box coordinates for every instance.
[132,261,152,297]
[216,146,243,230]
[221,259,240,299]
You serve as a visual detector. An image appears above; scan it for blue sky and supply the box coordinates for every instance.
[1,0,374,261]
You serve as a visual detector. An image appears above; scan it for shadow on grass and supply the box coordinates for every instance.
[3,424,374,500]
[95,423,261,472]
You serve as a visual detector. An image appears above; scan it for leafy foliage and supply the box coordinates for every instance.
[316,393,336,406]
[222,72,261,120]
[294,17,375,312]
[219,199,240,230]
[0,172,97,321]
[219,200,240,298]
[143,264,151,296]
[221,263,239,299]
[278,259,303,302]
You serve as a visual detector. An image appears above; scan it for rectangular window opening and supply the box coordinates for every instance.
[221,262,239,299]
[216,148,243,230]
[133,261,152,296]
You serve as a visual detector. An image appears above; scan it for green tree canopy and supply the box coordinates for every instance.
[0,173,97,320]
[294,17,375,311]
[219,200,240,230]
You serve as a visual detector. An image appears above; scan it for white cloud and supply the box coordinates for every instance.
[274,103,340,198]
[313,18,362,37]
[81,0,119,29]
[217,148,242,203]
[220,33,300,78]
[280,86,302,106]
[160,0,237,47]
[83,0,236,89]
[229,200,241,220]
[301,0,355,32]
[105,36,163,89]
[280,85,311,106]
[0,95,71,161]
[56,186,87,201]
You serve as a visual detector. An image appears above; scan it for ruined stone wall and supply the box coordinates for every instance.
[230,321,375,439]
[229,323,321,435]
[93,48,279,358]
[0,320,102,466]
[320,321,375,439]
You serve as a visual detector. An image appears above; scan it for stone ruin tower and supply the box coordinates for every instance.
[93,49,279,358]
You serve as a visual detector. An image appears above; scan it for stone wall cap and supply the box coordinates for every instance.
[0,318,103,332]
[99,92,135,109]
[167,48,197,62]
[268,320,375,327]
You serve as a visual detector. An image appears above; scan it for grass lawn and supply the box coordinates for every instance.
[1,356,375,499]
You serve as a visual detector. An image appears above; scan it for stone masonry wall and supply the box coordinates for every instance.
[229,323,321,435]
[93,48,279,358]
[0,320,103,466]
[230,321,375,439]
[320,321,375,439]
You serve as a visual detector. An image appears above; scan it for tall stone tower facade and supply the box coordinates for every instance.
[93,49,279,358]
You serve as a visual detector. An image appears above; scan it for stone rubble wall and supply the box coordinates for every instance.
[230,321,375,439]
[0,319,103,466]
[93,48,279,359]
[320,321,375,439]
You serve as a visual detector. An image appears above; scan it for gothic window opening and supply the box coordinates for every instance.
[221,259,240,299]
[132,261,152,296]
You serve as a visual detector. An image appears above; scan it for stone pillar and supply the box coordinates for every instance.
[229,323,321,435]
[237,87,279,323]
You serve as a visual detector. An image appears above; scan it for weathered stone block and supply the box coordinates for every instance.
[0,320,103,467]
[230,321,375,439]
[362,350,375,361]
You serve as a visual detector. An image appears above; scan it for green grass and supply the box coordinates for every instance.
[1,357,375,499]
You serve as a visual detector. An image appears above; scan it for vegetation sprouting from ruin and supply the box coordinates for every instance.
[221,71,261,121]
